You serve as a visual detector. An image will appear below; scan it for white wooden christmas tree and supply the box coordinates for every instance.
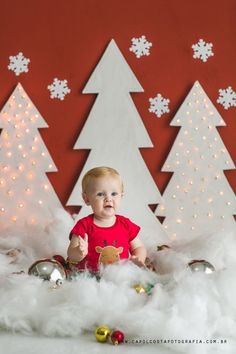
[67,39,167,247]
[155,81,236,241]
[0,83,63,229]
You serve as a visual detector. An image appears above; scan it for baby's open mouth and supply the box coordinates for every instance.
[104,205,113,208]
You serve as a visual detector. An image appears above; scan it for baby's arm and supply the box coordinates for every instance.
[67,234,88,263]
[130,236,147,267]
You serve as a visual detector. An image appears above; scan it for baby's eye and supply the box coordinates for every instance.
[97,192,105,197]
[111,192,118,196]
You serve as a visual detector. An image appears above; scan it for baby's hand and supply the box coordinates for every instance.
[78,233,88,259]
[130,255,146,268]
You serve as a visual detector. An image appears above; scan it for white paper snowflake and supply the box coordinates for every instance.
[149,93,170,118]
[192,39,214,62]
[47,78,71,100]
[129,35,152,58]
[217,86,236,110]
[8,52,30,76]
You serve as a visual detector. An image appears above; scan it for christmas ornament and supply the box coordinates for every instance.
[132,283,154,295]
[28,259,67,284]
[110,330,124,345]
[95,325,111,342]
[188,260,215,274]
[157,244,170,251]
[52,255,67,267]
[145,283,155,295]
[133,283,146,294]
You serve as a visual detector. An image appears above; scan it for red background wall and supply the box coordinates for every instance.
[0,0,235,214]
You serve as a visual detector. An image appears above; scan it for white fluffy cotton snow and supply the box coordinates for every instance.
[0,211,236,354]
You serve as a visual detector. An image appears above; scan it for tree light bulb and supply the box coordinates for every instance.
[0,179,5,186]
[18,164,24,171]
[27,173,33,179]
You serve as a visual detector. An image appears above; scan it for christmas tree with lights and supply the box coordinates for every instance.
[67,39,167,246]
[0,83,62,229]
[155,81,236,241]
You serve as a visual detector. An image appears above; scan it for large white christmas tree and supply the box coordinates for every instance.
[0,83,63,230]
[67,39,167,247]
[155,81,236,241]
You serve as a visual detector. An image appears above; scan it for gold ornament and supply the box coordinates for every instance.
[133,283,146,294]
[95,325,111,342]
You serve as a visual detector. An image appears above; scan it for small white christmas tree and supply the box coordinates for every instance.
[155,81,236,241]
[67,39,167,247]
[0,83,63,229]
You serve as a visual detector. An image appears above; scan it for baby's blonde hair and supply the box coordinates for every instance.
[82,166,124,193]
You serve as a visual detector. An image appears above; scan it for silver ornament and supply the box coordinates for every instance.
[28,259,66,283]
[188,259,215,274]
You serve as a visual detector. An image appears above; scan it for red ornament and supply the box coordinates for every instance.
[52,255,66,267]
[111,330,124,345]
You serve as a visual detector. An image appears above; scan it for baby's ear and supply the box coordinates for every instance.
[82,192,90,205]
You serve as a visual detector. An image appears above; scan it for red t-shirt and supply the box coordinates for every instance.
[69,214,140,272]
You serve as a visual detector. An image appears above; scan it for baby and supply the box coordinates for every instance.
[67,166,146,273]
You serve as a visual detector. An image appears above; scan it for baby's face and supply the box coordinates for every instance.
[83,175,123,220]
